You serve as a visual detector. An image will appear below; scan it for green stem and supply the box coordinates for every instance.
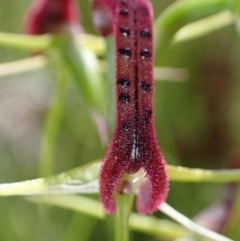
[168,165,240,182]
[2,162,240,196]
[0,161,100,196]
[0,32,52,51]
[114,194,134,241]
[160,202,233,241]
[39,61,68,176]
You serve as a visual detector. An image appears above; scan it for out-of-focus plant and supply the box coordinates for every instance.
[0,0,240,241]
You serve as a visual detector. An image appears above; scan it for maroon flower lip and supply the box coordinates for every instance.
[98,0,169,214]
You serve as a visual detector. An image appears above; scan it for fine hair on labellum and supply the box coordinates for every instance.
[99,0,169,214]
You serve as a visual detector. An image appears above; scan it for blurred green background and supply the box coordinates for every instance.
[0,0,240,240]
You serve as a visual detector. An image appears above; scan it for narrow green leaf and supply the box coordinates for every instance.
[105,37,115,136]
[0,31,105,55]
[154,0,236,54]
[168,165,240,183]
[0,32,52,51]
[129,213,186,239]
[0,161,100,196]
[39,56,68,177]
[159,203,233,241]
[0,56,47,77]
[173,10,234,44]
[1,162,240,196]
[27,194,188,239]
[57,37,105,114]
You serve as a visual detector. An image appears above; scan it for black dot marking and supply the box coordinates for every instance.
[141,82,152,92]
[117,78,130,88]
[119,27,130,37]
[146,109,153,117]
[122,122,131,131]
[140,29,151,38]
[118,48,132,58]
[119,9,129,16]
[140,49,152,58]
[119,93,130,104]
[143,117,150,124]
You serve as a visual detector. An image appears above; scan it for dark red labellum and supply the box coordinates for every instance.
[99,0,169,214]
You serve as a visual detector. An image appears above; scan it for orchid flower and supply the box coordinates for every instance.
[24,0,81,35]
[95,0,169,214]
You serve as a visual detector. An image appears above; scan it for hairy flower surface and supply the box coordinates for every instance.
[99,0,169,214]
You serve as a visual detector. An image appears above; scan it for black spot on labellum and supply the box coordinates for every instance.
[146,109,153,117]
[119,93,130,104]
[119,27,130,36]
[118,47,132,58]
[143,117,150,124]
[140,29,151,38]
[141,82,152,92]
[122,121,131,131]
[140,49,152,58]
[119,9,129,16]
[117,78,130,88]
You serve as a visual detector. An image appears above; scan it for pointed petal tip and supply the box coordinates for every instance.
[99,154,130,214]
